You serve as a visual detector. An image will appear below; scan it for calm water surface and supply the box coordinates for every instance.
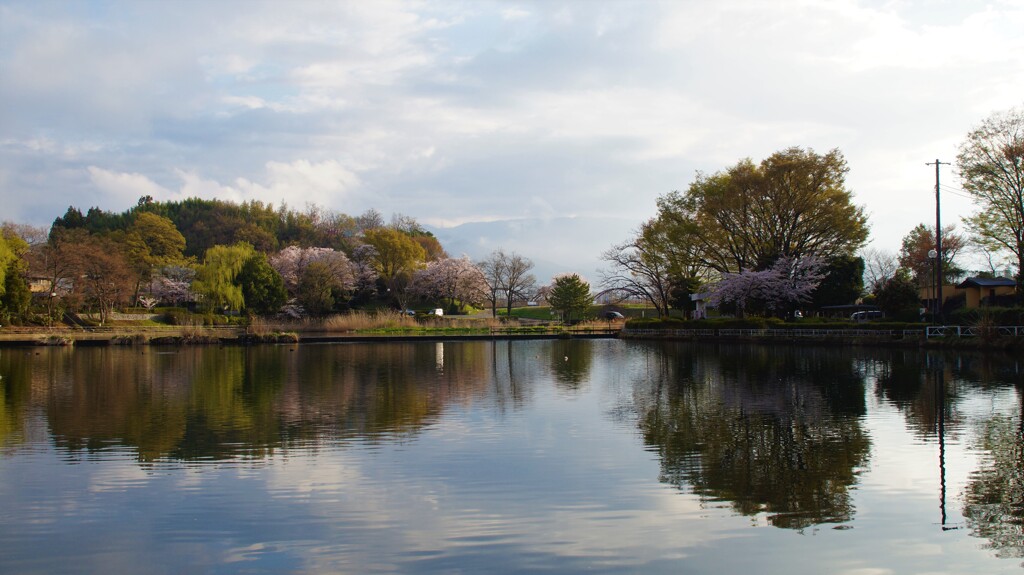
[1,340,1022,574]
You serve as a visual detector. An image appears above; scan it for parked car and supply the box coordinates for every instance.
[431,308,444,316]
[851,310,884,322]
[604,311,625,320]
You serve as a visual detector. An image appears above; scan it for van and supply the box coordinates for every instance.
[431,308,444,316]
[850,310,883,322]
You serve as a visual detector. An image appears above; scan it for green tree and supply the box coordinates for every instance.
[0,234,14,298]
[810,255,865,309]
[0,263,31,323]
[361,227,426,309]
[236,253,286,315]
[116,212,188,302]
[297,261,341,316]
[0,231,31,323]
[957,106,1024,297]
[669,147,869,274]
[874,272,921,320]
[193,243,256,312]
[548,273,592,324]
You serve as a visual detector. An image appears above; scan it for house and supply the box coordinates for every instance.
[955,276,1017,308]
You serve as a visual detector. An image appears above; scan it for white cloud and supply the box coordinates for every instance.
[501,7,531,21]
[4,0,1024,269]
[90,160,361,212]
[88,167,171,208]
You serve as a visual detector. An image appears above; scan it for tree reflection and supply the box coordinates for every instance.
[0,351,33,448]
[635,344,870,529]
[33,343,495,462]
[550,339,593,392]
[963,401,1024,561]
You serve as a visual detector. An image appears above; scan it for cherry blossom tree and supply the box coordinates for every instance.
[269,246,354,294]
[412,256,488,312]
[149,265,196,306]
[709,257,825,317]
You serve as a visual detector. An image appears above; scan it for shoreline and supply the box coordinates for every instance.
[1,325,1021,352]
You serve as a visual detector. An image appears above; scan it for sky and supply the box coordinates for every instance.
[2,0,1023,277]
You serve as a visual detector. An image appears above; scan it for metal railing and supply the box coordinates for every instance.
[624,328,927,339]
[925,325,1024,338]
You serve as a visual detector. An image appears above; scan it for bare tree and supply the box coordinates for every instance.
[477,250,536,318]
[860,247,899,295]
[957,105,1024,297]
[600,221,675,318]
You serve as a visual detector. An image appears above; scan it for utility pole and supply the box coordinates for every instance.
[926,159,950,322]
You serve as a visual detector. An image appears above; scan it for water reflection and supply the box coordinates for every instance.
[1,341,1024,572]
[631,343,870,529]
[2,344,515,462]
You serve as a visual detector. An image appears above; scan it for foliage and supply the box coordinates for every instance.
[268,245,355,299]
[0,234,14,297]
[710,257,826,317]
[810,255,865,308]
[411,256,488,312]
[957,105,1024,297]
[361,227,426,309]
[236,253,287,315]
[192,242,255,312]
[662,147,868,274]
[0,262,31,323]
[296,261,344,315]
[874,272,921,319]
[150,265,196,306]
[897,223,965,286]
[548,273,592,324]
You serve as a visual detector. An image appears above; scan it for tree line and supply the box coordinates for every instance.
[600,105,1024,320]
[0,197,566,325]
[2,105,1021,325]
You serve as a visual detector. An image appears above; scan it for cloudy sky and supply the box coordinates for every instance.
[2,0,1023,274]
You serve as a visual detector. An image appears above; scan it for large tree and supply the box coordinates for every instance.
[548,273,592,324]
[957,106,1024,296]
[861,247,899,295]
[76,235,136,324]
[477,250,537,318]
[897,223,965,287]
[412,256,488,313]
[34,227,92,323]
[710,257,825,318]
[810,255,865,309]
[601,218,688,318]
[360,227,426,309]
[666,147,869,274]
[116,212,187,303]
[236,253,287,315]
[192,242,256,312]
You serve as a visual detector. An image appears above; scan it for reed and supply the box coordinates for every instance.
[318,310,419,332]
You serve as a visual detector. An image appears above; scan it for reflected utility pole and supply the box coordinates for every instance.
[934,363,959,531]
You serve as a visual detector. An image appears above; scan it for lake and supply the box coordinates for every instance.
[1,340,1022,574]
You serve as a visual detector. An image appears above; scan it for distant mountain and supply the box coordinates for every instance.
[425,216,640,285]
